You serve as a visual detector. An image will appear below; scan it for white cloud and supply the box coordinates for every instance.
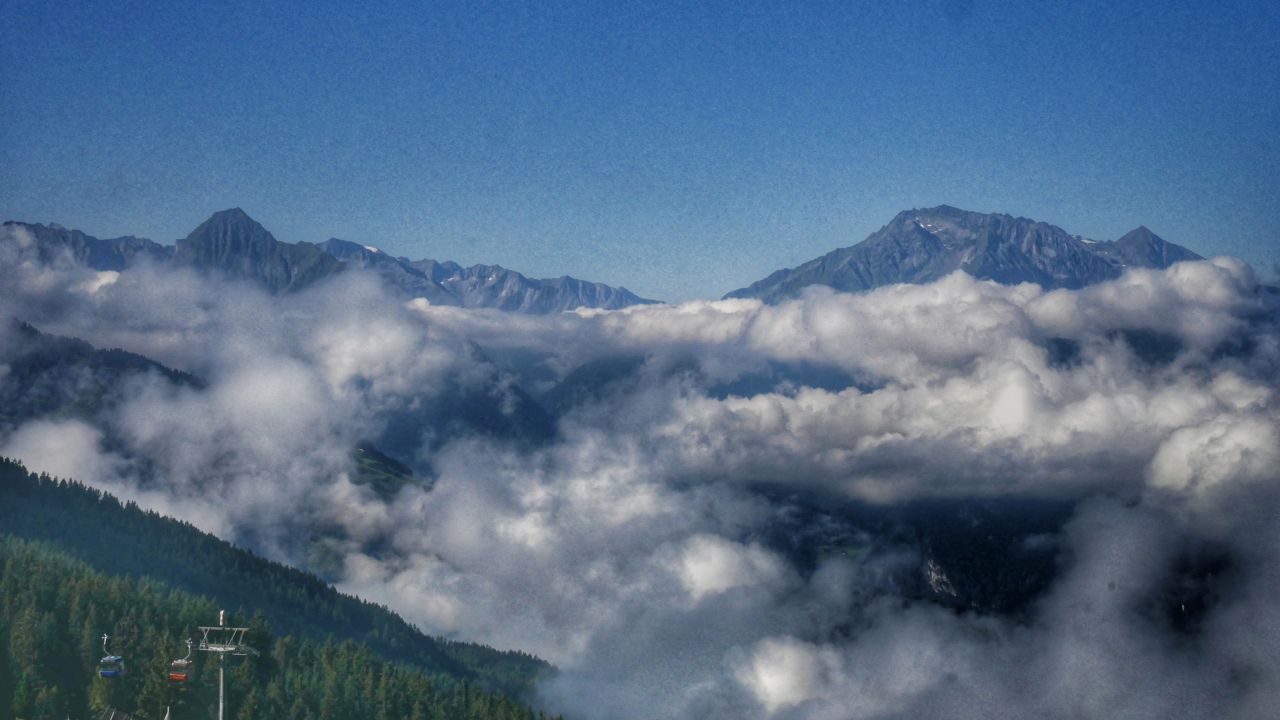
[673,535,790,602]
[1,418,120,486]
[735,637,838,714]
[2,254,1278,719]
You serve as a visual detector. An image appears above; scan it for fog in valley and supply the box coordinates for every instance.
[3,223,1278,719]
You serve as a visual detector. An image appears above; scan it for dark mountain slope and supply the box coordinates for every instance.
[0,320,202,432]
[173,209,343,294]
[0,458,550,700]
[0,536,554,720]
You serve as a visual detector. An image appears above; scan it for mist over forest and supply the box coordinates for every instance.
[3,216,1278,719]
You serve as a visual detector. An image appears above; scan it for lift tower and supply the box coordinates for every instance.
[196,610,259,720]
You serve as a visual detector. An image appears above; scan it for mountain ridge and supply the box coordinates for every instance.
[3,210,658,312]
[323,236,658,312]
[5,204,1214,307]
[725,205,1204,302]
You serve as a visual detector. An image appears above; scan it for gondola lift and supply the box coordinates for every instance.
[168,639,194,682]
[97,634,125,678]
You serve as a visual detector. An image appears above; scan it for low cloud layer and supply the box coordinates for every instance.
[2,229,1277,719]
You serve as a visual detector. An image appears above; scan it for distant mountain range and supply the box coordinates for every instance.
[3,209,657,313]
[726,205,1203,302]
[320,236,653,313]
[5,205,1213,308]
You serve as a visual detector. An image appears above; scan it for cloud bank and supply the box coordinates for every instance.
[2,229,1277,719]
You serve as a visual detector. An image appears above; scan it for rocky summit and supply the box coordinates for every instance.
[725,205,1203,303]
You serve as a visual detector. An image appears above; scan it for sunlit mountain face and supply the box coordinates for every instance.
[3,206,1278,719]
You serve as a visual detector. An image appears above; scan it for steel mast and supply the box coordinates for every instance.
[196,610,258,720]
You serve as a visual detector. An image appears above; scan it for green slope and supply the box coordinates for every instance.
[0,536,556,720]
[0,458,549,703]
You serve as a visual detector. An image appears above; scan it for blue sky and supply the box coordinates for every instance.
[2,0,1277,300]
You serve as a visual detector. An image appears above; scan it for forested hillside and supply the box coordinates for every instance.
[0,459,549,704]
[0,320,202,433]
[0,536,557,720]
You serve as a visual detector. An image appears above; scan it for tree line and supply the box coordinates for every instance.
[0,457,548,700]
[0,457,561,718]
[0,536,558,720]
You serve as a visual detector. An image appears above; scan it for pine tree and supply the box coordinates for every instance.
[0,460,563,720]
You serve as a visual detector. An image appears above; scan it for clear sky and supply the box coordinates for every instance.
[2,0,1277,300]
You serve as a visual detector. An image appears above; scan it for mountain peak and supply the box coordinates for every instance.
[917,203,967,216]
[188,208,268,239]
[726,206,1204,302]
[1103,225,1201,268]
[210,207,251,220]
[175,209,340,293]
[1116,226,1160,243]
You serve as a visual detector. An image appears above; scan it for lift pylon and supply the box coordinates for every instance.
[195,611,258,720]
